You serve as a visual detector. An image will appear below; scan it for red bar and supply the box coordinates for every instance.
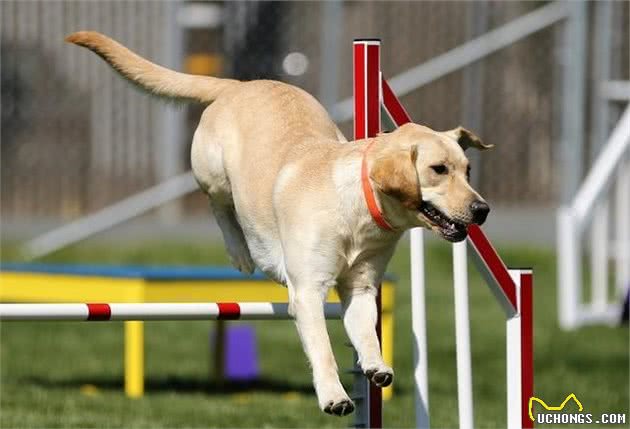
[520,272,534,428]
[354,42,366,140]
[381,78,412,126]
[355,39,383,429]
[86,303,111,321]
[217,302,240,320]
[366,44,380,137]
[467,224,517,309]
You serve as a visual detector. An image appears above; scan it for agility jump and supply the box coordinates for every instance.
[1,39,533,429]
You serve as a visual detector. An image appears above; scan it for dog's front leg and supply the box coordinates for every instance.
[290,287,354,416]
[339,287,394,388]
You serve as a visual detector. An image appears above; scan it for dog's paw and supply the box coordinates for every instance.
[317,384,354,417]
[323,398,355,416]
[364,364,394,388]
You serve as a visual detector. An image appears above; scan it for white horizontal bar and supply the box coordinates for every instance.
[0,304,90,320]
[0,303,343,321]
[109,303,219,320]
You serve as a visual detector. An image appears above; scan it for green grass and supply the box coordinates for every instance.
[1,240,628,428]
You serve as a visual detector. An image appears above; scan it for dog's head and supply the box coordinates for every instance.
[369,123,492,242]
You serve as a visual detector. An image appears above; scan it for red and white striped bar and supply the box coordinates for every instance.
[354,38,383,429]
[0,302,343,321]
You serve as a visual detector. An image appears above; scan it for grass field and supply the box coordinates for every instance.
[1,239,628,428]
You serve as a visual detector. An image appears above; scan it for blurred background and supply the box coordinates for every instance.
[1,1,628,428]
[2,1,627,240]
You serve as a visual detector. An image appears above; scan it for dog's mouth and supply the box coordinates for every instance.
[419,201,468,242]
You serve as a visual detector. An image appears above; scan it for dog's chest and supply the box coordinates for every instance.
[340,223,400,275]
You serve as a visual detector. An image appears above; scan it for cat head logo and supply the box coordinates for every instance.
[529,393,584,421]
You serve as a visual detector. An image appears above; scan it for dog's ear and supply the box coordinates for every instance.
[445,126,493,151]
[370,146,421,210]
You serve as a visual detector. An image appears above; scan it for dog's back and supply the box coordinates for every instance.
[65,31,351,284]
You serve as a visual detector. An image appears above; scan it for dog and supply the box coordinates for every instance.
[66,31,491,416]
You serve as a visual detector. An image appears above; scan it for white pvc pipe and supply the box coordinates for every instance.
[616,154,630,296]
[410,228,430,428]
[452,241,474,429]
[557,207,581,330]
[506,271,522,429]
[0,303,343,321]
[0,303,91,321]
[590,201,609,313]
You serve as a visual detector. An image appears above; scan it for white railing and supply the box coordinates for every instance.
[557,106,630,330]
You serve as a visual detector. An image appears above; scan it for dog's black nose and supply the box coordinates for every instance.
[470,200,490,225]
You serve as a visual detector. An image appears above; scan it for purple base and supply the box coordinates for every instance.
[224,325,259,381]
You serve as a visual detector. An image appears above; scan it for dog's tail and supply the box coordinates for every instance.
[65,31,238,104]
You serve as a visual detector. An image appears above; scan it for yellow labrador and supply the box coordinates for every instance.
[66,31,491,416]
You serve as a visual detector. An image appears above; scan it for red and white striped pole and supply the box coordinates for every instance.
[0,302,343,321]
[354,38,383,429]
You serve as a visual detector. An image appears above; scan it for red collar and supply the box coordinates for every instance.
[361,140,394,231]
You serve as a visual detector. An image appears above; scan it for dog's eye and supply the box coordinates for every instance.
[430,164,448,175]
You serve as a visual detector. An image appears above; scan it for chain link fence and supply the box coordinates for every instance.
[2,1,628,226]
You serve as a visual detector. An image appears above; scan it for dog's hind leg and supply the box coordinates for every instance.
[192,127,255,274]
[209,199,256,274]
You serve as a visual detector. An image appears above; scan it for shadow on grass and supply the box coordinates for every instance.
[22,375,317,396]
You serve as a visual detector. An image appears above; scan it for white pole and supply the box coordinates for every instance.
[452,241,474,429]
[557,207,581,330]
[616,154,630,296]
[411,228,430,428]
[590,200,609,313]
[589,0,613,316]
[506,271,523,429]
